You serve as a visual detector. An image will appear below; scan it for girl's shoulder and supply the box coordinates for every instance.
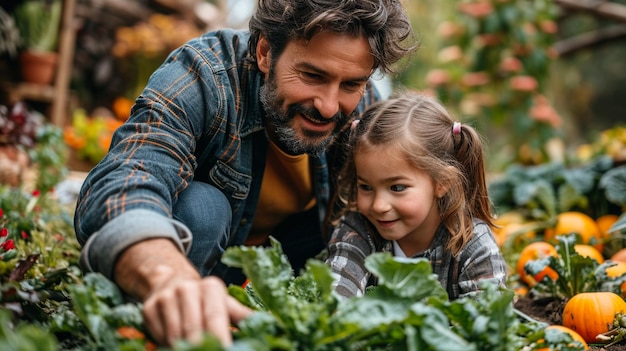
[331,212,387,250]
[459,218,499,255]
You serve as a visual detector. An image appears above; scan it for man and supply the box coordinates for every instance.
[74,0,415,346]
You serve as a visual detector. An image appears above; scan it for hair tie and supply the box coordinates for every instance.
[452,121,461,136]
[351,119,360,130]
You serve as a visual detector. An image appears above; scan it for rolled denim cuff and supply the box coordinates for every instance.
[79,209,192,280]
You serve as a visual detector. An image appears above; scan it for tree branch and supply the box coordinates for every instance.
[554,0,626,23]
[553,24,626,56]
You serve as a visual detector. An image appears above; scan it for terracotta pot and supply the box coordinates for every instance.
[19,50,58,85]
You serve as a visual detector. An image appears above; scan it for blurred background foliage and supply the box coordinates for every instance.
[3,0,624,172]
[399,0,626,171]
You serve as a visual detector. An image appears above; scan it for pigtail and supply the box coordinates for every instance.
[451,123,494,228]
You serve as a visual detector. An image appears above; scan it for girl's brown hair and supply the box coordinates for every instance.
[333,91,494,256]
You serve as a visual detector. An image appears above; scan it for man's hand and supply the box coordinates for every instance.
[114,238,252,346]
[142,275,252,346]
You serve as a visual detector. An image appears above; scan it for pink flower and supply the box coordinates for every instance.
[426,69,451,86]
[0,208,3,218]
[539,20,558,34]
[530,95,562,128]
[458,1,494,18]
[499,57,523,73]
[21,231,28,239]
[437,21,464,39]
[461,72,490,87]
[477,34,501,47]
[510,76,538,92]
[0,228,7,237]
[438,46,464,63]
[32,189,40,197]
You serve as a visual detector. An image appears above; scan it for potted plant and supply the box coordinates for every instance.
[13,0,62,85]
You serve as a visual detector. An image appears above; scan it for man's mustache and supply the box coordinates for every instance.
[287,104,344,124]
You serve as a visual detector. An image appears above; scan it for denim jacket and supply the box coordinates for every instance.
[74,29,380,280]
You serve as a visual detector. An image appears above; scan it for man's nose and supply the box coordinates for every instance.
[313,86,340,119]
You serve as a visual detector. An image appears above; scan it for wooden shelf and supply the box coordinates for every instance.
[2,82,58,102]
[0,0,77,127]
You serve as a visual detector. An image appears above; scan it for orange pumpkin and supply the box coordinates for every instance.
[562,292,626,343]
[574,244,604,263]
[516,241,558,286]
[536,325,588,351]
[493,222,536,247]
[611,248,626,263]
[605,262,626,297]
[544,212,602,249]
[597,214,619,236]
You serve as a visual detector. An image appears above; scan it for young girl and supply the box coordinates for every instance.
[325,91,507,300]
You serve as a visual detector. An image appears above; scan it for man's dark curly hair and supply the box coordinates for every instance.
[248,0,416,75]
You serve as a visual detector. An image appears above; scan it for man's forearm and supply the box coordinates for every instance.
[114,238,201,299]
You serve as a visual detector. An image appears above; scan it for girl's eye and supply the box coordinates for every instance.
[357,184,372,191]
[390,185,407,192]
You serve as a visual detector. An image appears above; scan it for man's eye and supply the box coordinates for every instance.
[343,81,364,91]
[390,185,407,192]
[302,72,322,81]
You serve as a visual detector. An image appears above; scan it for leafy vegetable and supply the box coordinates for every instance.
[524,233,626,299]
[223,238,579,350]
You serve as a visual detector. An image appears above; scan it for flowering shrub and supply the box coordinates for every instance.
[0,102,43,148]
[112,13,202,99]
[0,102,67,192]
[419,0,561,167]
[577,125,626,164]
[63,108,124,165]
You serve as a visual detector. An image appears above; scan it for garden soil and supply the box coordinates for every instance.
[514,294,626,350]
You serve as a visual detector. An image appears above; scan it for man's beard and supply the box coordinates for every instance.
[259,73,353,157]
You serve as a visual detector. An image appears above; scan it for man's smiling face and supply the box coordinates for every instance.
[257,31,374,156]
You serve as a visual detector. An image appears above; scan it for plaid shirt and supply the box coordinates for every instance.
[325,212,508,300]
[74,29,380,280]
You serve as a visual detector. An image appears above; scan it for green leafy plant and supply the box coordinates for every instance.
[524,234,626,299]
[489,156,625,221]
[223,238,582,350]
[0,187,589,350]
[14,0,62,52]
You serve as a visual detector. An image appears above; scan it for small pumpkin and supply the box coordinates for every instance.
[562,292,626,343]
[611,248,626,263]
[544,212,602,250]
[536,325,588,351]
[516,241,558,286]
[605,262,626,297]
[574,244,604,263]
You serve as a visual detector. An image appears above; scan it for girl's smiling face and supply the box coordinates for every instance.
[355,145,444,256]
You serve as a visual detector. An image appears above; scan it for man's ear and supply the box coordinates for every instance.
[256,35,271,75]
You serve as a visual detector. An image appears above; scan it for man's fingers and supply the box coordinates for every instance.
[226,295,253,323]
[141,276,251,347]
[201,277,233,345]
[179,283,204,344]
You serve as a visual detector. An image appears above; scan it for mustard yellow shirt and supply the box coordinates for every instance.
[247,141,316,245]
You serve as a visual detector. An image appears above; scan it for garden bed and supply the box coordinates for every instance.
[515,295,626,350]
